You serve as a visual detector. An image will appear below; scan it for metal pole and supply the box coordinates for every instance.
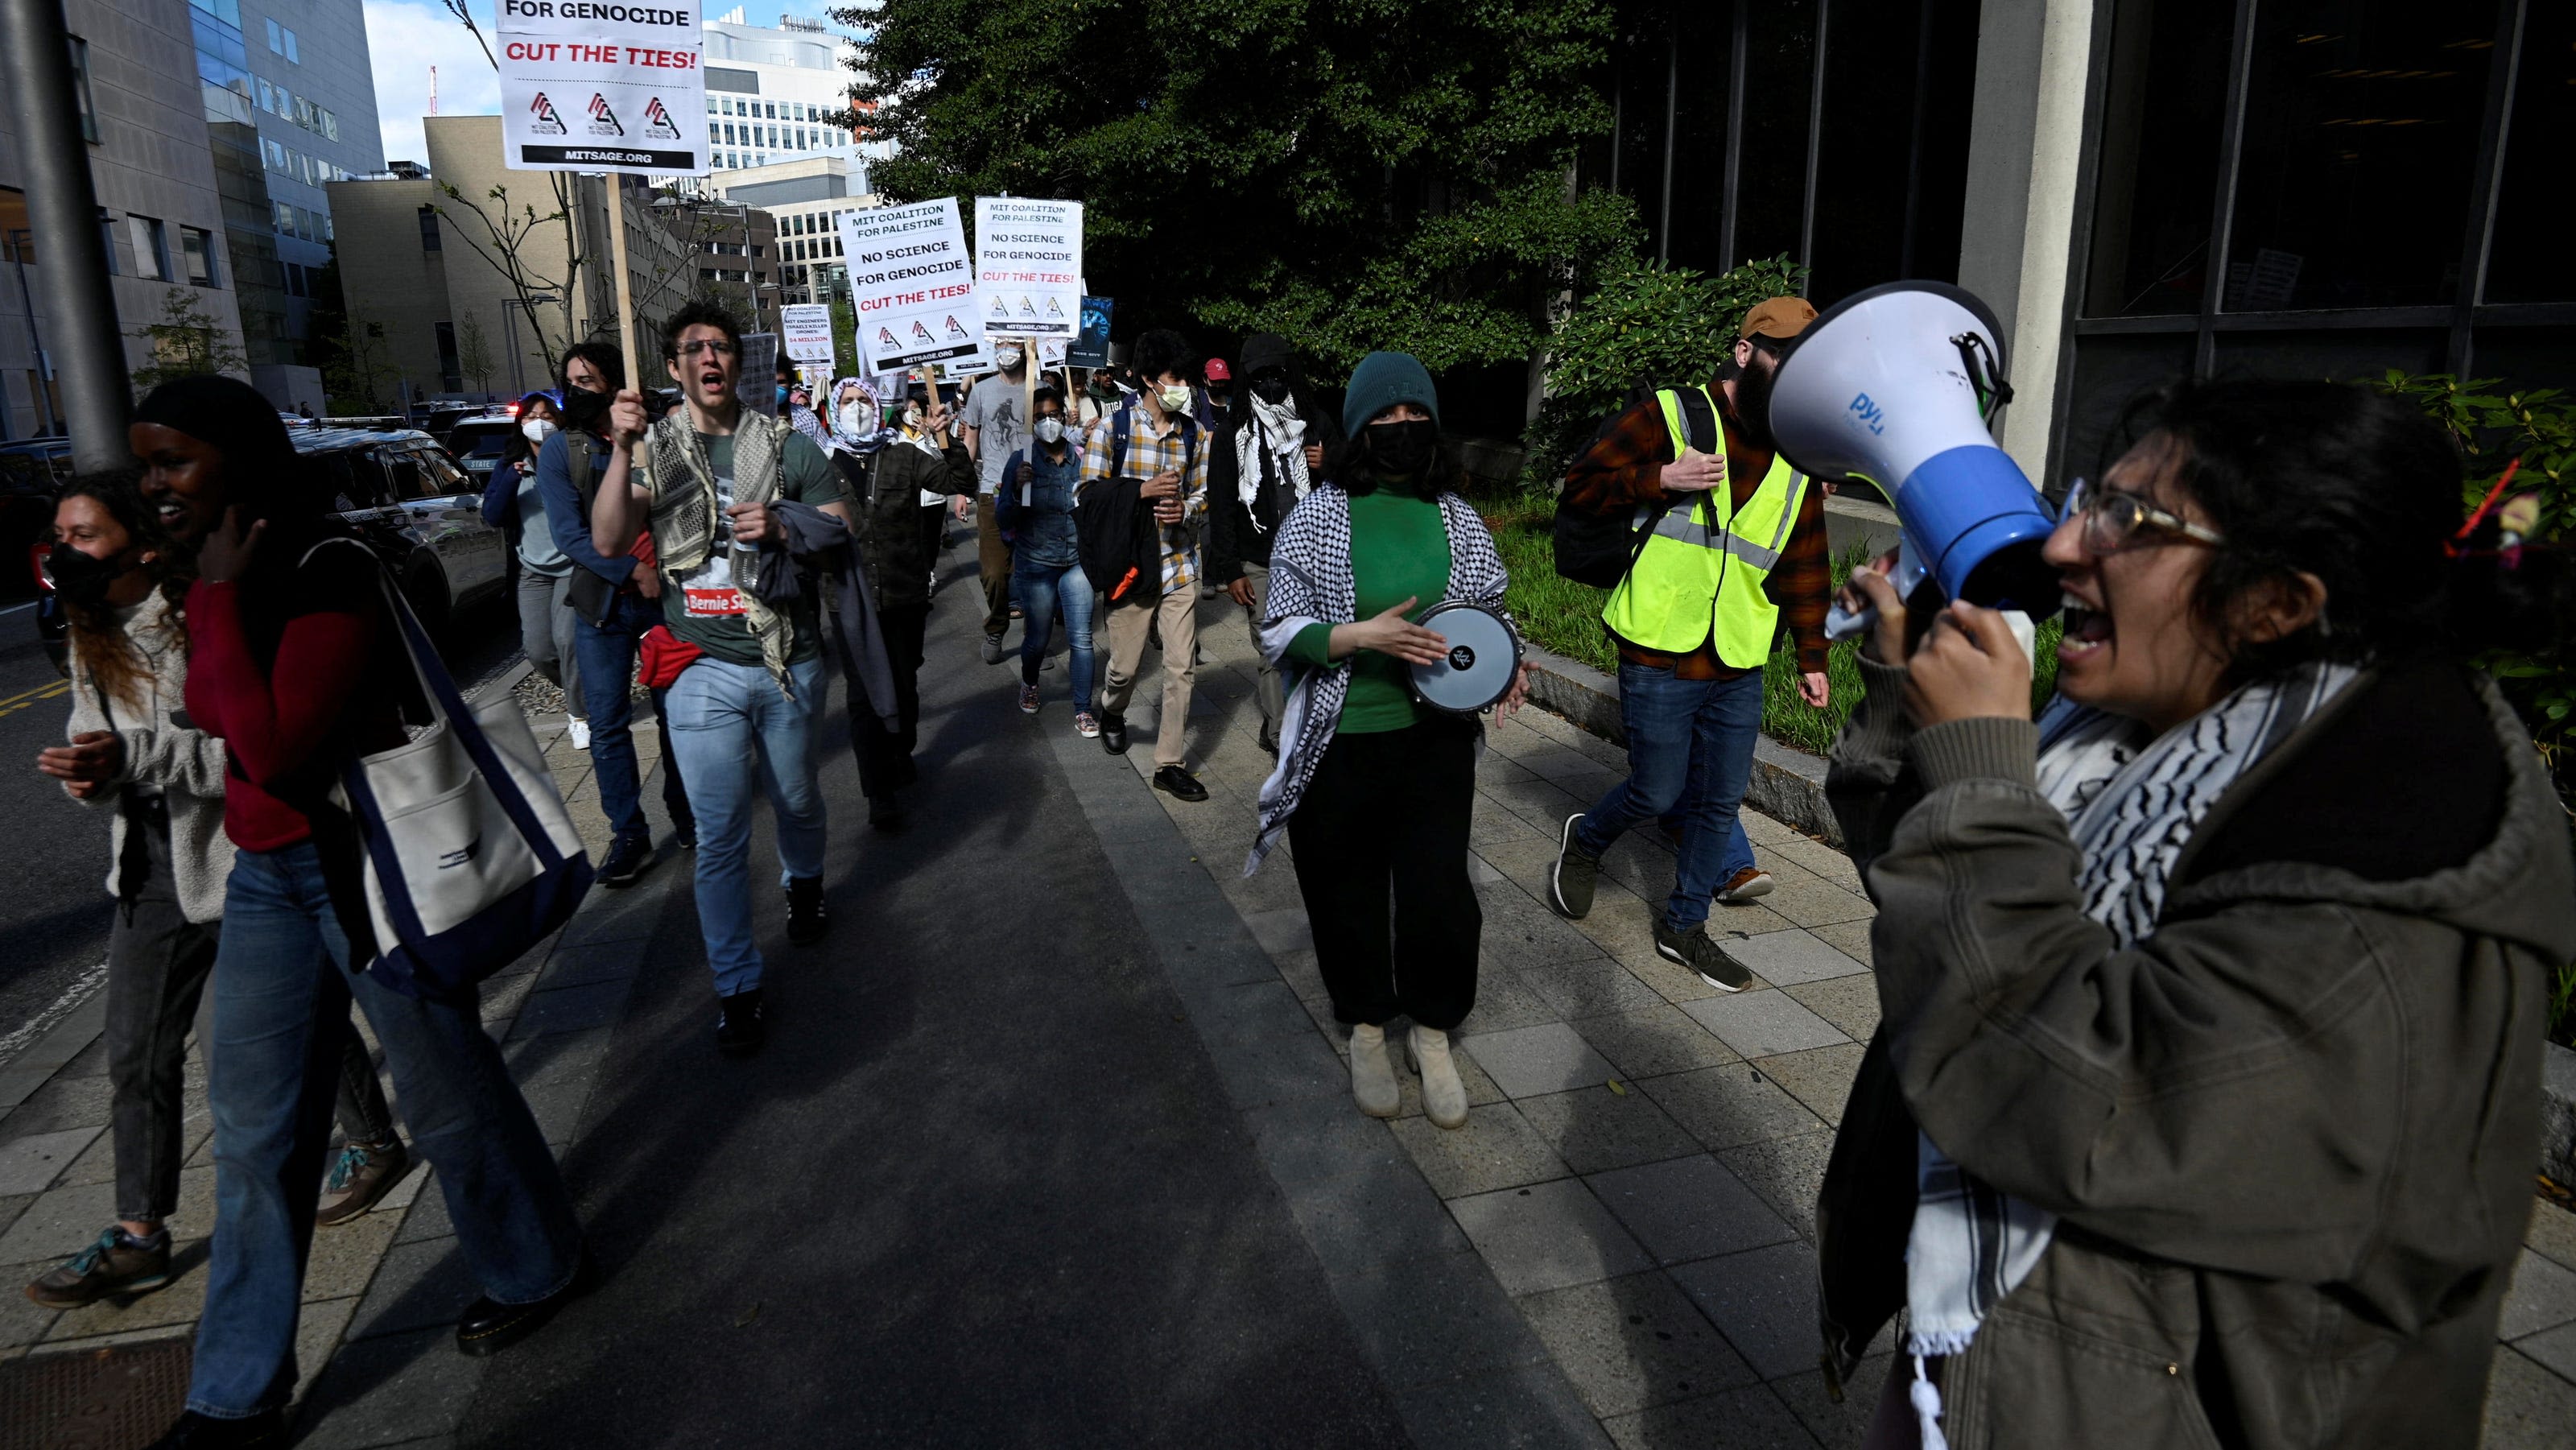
[0,0,130,469]
[1657,31,1678,262]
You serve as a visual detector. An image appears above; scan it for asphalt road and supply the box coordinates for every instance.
[0,591,521,1066]
[454,560,1415,1448]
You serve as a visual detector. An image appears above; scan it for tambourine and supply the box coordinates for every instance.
[1408,601,1524,715]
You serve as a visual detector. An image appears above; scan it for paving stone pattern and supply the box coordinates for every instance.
[1115,598,2576,1450]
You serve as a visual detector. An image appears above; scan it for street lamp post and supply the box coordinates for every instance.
[0,0,130,468]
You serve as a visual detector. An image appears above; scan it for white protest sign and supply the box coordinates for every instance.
[838,198,986,373]
[496,0,705,175]
[973,198,1082,340]
[781,304,835,366]
[734,332,778,413]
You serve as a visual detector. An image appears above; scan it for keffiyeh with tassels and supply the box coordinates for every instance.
[1244,486,1511,874]
[1900,658,2360,1449]
[1234,395,1311,532]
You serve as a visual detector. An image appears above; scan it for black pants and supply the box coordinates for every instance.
[854,603,928,801]
[1286,717,1481,1031]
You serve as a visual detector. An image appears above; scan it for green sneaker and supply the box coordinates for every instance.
[1547,813,1600,920]
[25,1225,173,1309]
[1653,922,1752,993]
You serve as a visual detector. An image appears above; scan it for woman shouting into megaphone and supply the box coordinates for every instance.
[1814,378,2573,1450]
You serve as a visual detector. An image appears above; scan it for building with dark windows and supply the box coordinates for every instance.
[187,0,383,406]
[2,0,251,436]
[1579,0,2569,490]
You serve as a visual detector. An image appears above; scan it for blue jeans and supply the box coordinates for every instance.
[663,655,828,996]
[572,592,662,843]
[1013,556,1095,713]
[1574,665,1765,934]
[188,843,581,1419]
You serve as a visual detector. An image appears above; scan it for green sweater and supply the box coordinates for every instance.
[1288,490,1450,733]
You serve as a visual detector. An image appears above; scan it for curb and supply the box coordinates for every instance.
[1519,641,1844,848]
[2544,1042,2576,1192]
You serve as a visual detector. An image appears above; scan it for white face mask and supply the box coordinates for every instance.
[837,404,865,433]
[1034,416,1065,444]
[995,346,1024,370]
[1158,384,1191,415]
[902,408,924,432]
[521,418,555,444]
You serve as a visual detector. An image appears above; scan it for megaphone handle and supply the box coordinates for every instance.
[1825,599,1875,642]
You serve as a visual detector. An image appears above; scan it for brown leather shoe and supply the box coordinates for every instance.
[317,1137,413,1227]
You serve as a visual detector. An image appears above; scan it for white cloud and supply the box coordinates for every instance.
[364,0,504,167]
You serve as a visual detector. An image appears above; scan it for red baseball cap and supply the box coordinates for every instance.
[1203,358,1232,382]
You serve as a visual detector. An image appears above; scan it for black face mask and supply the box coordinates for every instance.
[1373,419,1437,477]
[1251,375,1291,405]
[48,543,133,609]
[559,386,613,435]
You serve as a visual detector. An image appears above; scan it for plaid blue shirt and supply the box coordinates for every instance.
[1078,399,1210,597]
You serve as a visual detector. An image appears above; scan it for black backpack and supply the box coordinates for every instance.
[1075,402,1199,602]
[1550,386,1716,588]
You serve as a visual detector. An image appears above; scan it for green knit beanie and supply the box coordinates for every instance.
[1341,351,1439,439]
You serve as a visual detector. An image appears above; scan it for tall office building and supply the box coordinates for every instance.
[185,0,383,403]
[700,10,878,183]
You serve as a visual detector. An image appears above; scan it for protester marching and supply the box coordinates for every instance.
[9,8,2575,1440]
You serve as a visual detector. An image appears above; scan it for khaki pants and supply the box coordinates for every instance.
[975,494,1013,638]
[1236,563,1282,736]
[1099,585,1199,768]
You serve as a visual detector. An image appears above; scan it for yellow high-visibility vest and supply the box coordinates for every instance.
[1600,386,1810,669]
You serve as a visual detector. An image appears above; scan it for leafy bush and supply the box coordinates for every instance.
[1525,254,1810,479]
[2376,372,2576,1045]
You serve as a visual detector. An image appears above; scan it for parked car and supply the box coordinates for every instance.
[444,411,523,485]
[299,427,510,637]
[3,438,72,600]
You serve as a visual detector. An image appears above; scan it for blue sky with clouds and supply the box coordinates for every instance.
[362,0,862,163]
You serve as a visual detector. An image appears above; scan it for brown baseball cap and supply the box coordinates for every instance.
[1740,296,1818,342]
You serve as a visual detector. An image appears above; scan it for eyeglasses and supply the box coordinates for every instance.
[675,339,737,358]
[2058,477,2227,556]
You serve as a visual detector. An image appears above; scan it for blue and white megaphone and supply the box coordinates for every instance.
[1765,281,2059,635]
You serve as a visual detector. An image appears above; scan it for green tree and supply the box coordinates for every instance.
[322,304,401,415]
[455,309,497,395]
[127,286,250,391]
[839,0,1637,379]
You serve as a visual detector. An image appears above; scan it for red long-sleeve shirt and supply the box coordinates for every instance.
[1561,394,1831,678]
[184,560,398,852]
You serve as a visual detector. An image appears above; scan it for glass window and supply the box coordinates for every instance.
[69,36,97,143]
[182,225,216,286]
[97,209,119,275]
[2483,6,2573,303]
[2225,1,2500,311]
[418,204,440,252]
[265,17,279,51]
[127,215,170,281]
[2082,0,2233,316]
[283,27,297,63]
[1732,0,1818,269]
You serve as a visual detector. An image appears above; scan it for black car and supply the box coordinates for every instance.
[299,428,510,635]
[445,413,524,487]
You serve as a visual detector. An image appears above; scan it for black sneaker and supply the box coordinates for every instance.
[1653,922,1751,992]
[866,794,906,832]
[1547,813,1600,920]
[671,818,697,850]
[786,876,827,945]
[716,989,766,1057]
[142,1409,287,1448]
[597,832,652,889]
[1099,711,1130,755]
[1153,765,1209,802]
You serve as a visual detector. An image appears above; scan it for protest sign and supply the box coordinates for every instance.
[1070,296,1113,368]
[734,332,778,413]
[781,303,836,366]
[496,0,705,175]
[838,198,989,373]
[973,198,1082,340]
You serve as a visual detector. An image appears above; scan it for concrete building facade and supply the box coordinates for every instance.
[710,155,874,308]
[328,115,694,405]
[699,10,877,184]
[1,0,250,437]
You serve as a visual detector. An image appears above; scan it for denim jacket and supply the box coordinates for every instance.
[1002,443,1084,569]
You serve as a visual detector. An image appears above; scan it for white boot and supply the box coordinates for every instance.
[1349,1024,1400,1118]
[1412,1025,1468,1130]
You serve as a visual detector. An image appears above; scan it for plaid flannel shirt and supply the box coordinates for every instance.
[1077,401,1210,597]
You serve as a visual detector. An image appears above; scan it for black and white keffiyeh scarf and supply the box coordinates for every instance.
[1243,486,1509,874]
[1234,395,1311,533]
[1900,658,2360,1448]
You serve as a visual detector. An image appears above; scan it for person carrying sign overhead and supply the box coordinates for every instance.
[1544,298,1835,989]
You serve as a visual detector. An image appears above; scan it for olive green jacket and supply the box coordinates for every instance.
[1818,657,2576,1450]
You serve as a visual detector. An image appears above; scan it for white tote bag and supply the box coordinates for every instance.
[318,541,593,999]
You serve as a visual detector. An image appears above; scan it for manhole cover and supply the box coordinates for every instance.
[0,1336,193,1450]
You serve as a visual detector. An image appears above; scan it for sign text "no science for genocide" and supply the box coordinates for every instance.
[840,199,988,371]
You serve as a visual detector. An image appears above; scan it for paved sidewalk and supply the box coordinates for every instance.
[1117,587,2576,1450]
